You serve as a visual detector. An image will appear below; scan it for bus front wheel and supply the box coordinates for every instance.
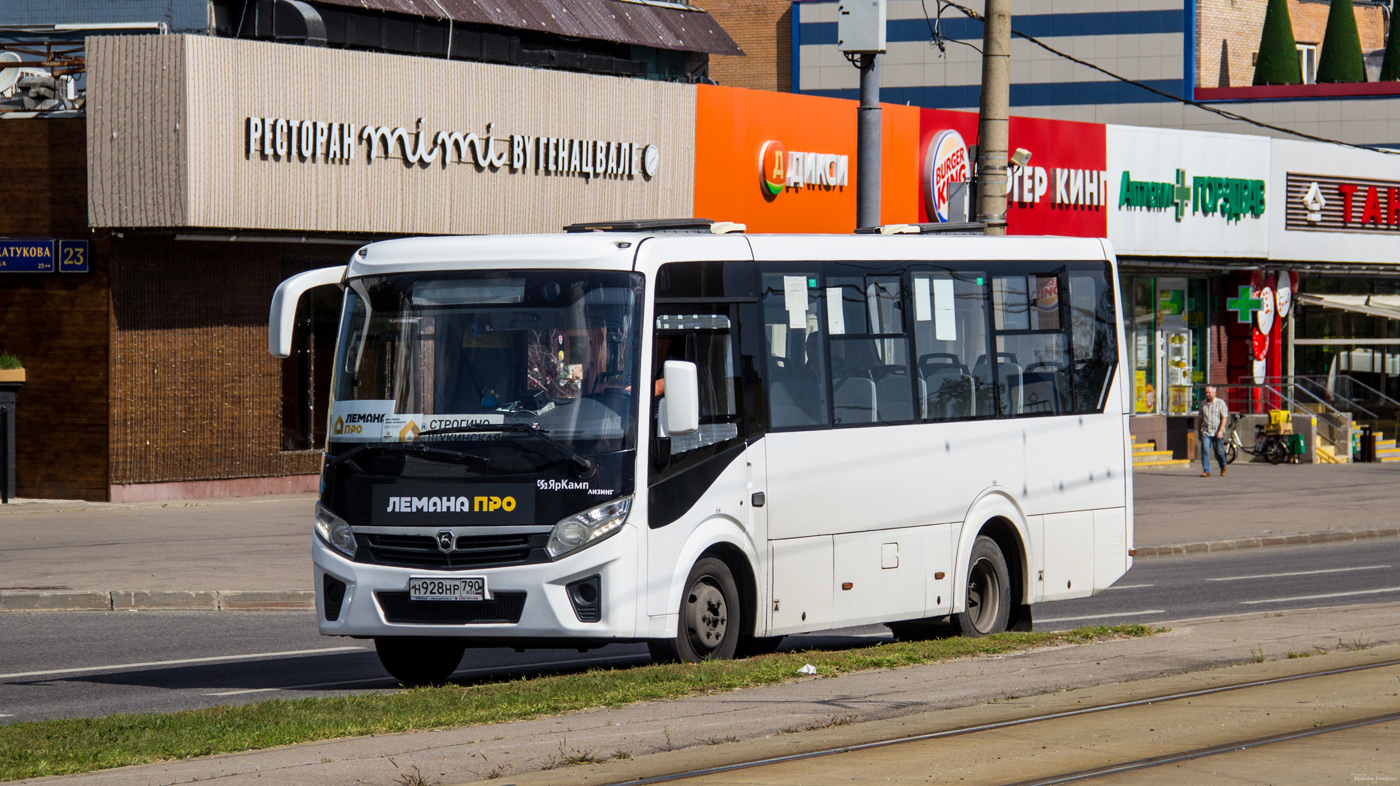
[953,536,1011,637]
[374,637,466,686]
[650,557,741,663]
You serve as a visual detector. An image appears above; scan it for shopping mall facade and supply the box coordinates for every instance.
[3,33,1398,499]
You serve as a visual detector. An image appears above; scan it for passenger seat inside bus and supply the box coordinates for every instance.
[973,353,1022,416]
[918,353,975,420]
[832,371,876,425]
[870,365,918,423]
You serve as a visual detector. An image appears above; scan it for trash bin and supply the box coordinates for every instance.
[0,371,21,503]
[1360,426,1377,463]
[1288,433,1305,463]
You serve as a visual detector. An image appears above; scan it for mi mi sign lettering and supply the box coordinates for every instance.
[245,116,658,182]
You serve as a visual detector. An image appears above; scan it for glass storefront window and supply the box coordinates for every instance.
[1131,278,1158,414]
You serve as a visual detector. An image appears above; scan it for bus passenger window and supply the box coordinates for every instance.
[991,273,1072,417]
[653,313,740,456]
[761,271,828,429]
[912,271,990,421]
[826,274,913,425]
[1068,266,1119,413]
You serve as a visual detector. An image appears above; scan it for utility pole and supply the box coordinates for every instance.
[976,0,1011,235]
[857,53,881,229]
[839,0,887,229]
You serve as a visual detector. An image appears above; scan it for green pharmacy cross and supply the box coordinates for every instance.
[1173,169,1191,222]
[1227,285,1263,324]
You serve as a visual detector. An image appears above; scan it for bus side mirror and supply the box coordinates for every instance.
[663,360,700,435]
[268,266,347,357]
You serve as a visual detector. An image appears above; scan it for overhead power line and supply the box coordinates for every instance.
[930,0,1400,156]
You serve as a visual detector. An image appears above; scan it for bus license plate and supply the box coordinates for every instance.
[409,577,487,601]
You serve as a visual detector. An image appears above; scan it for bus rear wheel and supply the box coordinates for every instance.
[649,557,741,663]
[953,536,1011,637]
[374,637,466,686]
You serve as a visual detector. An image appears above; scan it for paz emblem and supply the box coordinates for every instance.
[436,530,456,553]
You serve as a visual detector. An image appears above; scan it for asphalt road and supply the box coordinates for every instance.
[3,538,1399,725]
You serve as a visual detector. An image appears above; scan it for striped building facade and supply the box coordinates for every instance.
[792,0,1400,147]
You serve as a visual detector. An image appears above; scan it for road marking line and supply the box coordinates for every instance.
[0,646,368,681]
[201,653,650,696]
[1240,587,1400,605]
[204,676,391,696]
[0,714,13,718]
[1037,610,1165,623]
[1206,565,1391,582]
[1106,583,1154,590]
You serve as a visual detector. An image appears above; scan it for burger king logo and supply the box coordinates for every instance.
[924,130,970,222]
[760,140,787,196]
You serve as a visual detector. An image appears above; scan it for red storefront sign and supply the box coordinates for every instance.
[1286,173,1400,232]
[916,110,1108,236]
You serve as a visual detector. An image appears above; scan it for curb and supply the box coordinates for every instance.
[4,528,1395,610]
[1135,526,1400,558]
[0,589,314,613]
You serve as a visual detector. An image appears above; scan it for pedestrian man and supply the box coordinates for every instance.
[1199,385,1229,477]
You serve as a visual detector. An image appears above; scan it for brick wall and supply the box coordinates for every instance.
[0,119,111,501]
[1289,0,1388,52]
[109,236,329,486]
[1198,0,1388,88]
[704,0,792,92]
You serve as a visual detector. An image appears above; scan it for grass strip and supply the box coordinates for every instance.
[0,624,1155,781]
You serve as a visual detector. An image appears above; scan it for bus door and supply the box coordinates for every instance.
[645,303,764,613]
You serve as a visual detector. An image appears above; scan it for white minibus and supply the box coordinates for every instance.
[269,222,1132,684]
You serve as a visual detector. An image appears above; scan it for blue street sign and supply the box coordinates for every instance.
[58,239,90,273]
[0,238,55,273]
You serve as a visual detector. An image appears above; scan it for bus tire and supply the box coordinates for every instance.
[953,536,1011,637]
[374,637,466,686]
[649,557,741,663]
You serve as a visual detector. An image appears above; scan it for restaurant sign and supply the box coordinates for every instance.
[246,117,659,181]
[1285,173,1400,233]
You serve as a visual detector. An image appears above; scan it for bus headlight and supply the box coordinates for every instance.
[315,503,357,559]
[547,496,632,559]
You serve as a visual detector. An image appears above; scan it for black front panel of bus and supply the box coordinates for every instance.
[320,449,636,529]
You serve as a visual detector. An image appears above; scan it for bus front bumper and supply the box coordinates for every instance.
[311,525,639,640]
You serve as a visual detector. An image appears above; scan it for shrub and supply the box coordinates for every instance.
[1253,0,1303,85]
[1316,0,1367,84]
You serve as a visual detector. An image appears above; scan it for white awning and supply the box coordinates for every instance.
[1295,293,1400,321]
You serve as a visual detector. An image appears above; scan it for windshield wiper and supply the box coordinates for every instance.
[417,423,595,475]
[324,443,490,471]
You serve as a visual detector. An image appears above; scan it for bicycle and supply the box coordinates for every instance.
[1221,414,1289,466]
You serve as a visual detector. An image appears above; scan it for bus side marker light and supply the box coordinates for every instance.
[935,572,946,580]
[841,582,854,591]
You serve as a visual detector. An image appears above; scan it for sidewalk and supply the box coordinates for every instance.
[1,462,1398,610]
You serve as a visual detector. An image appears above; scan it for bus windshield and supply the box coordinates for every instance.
[330,270,644,456]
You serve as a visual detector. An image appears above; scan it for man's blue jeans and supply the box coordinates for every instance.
[1201,434,1227,474]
